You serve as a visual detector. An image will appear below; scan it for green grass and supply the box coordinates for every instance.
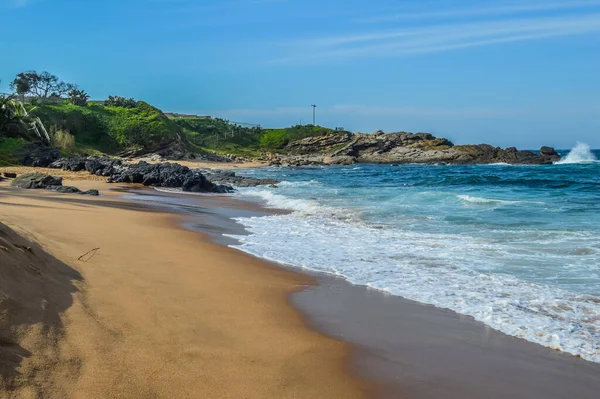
[260,125,340,150]
[0,137,27,166]
[175,118,341,154]
[173,117,262,156]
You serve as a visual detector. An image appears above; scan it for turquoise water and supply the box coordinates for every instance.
[228,144,600,362]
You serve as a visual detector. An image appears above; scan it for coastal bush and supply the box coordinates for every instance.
[69,89,89,107]
[28,101,180,152]
[105,95,138,108]
[29,102,114,150]
[102,101,179,148]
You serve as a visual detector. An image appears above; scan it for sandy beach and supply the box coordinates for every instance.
[0,178,365,398]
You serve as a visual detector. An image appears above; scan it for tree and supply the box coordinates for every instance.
[10,71,76,98]
[105,95,137,108]
[69,88,89,106]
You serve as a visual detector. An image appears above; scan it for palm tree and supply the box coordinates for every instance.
[0,94,50,144]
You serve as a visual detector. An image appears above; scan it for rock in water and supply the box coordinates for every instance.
[11,173,63,189]
[202,170,281,187]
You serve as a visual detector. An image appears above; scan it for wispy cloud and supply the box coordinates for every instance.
[266,1,600,65]
[356,0,600,23]
[271,10,600,64]
[205,105,523,120]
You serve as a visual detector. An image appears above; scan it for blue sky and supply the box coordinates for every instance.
[1,0,600,148]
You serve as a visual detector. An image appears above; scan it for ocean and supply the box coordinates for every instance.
[227,143,600,363]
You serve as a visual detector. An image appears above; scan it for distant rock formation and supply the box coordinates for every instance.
[268,131,560,166]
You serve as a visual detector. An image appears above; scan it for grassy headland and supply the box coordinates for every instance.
[1,97,345,165]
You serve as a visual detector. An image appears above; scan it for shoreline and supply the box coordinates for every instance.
[124,183,600,398]
[0,179,367,398]
[3,166,600,397]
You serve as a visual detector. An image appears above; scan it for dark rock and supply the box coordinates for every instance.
[49,156,122,176]
[45,185,99,195]
[47,185,82,194]
[3,172,17,179]
[203,170,280,188]
[540,146,560,159]
[11,173,62,189]
[108,162,234,193]
[13,144,60,167]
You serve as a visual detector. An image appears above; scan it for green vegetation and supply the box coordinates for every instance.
[2,70,348,166]
[173,117,262,157]
[0,137,27,166]
[29,101,180,152]
[260,125,337,150]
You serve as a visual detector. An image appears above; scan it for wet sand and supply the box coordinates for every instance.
[0,180,365,398]
[294,275,600,399]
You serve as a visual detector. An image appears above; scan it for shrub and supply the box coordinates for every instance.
[52,129,75,150]
[69,89,89,106]
[105,95,138,108]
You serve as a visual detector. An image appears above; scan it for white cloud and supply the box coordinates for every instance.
[269,1,600,65]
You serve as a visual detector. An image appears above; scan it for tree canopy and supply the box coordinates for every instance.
[10,71,76,98]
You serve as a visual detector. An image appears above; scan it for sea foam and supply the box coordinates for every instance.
[557,143,598,164]
[230,188,600,363]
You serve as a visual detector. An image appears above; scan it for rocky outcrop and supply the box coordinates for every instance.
[201,170,280,187]
[48,156,234,193]
[108,162,233,193]
[286,132,353,155]
[269,131,560,165]
[49,156,123,176]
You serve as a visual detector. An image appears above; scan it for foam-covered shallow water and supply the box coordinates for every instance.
[226,145,600,363]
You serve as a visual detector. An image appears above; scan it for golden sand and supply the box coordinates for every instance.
[0,181,364,398]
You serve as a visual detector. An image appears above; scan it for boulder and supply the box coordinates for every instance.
[46,185,100,196]
[47,185,81,194]
[11,173,62,189]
